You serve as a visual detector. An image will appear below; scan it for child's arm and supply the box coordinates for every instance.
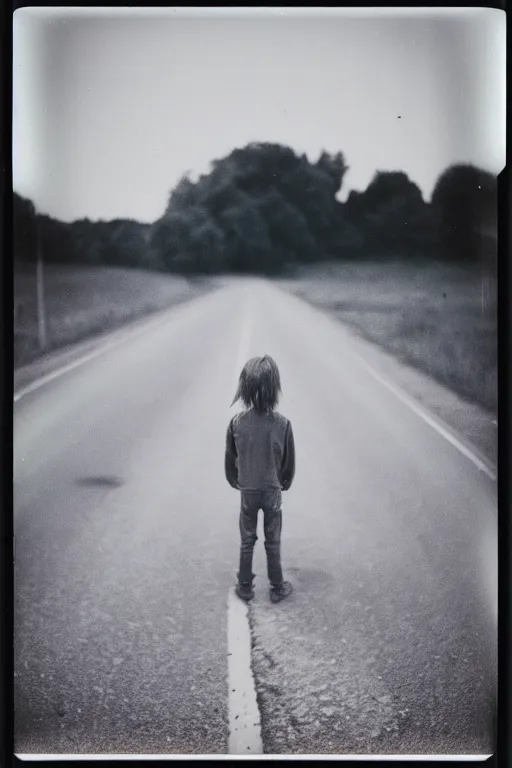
[280,420,296,491]
[225,418,239,489]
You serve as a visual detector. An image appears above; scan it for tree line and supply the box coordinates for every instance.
[13,142,497,275]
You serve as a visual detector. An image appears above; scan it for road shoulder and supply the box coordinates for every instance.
[13,284,222,398]
[276,282,496,470]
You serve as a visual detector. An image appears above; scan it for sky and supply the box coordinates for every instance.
[13,7,505,224]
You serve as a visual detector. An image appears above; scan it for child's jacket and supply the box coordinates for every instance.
[225,409,295,492]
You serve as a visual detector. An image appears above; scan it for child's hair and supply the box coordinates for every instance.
[231,355,282,413]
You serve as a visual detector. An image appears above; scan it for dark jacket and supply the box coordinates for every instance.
[225,409,295,492]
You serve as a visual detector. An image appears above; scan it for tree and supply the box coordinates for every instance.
[149,212,193,273]
[430,164,497,263]
[165,174,199,212]
[278,157,346,253]
[187,217,227,274]
[149,206,227,274]
[37,215,79,265]
[100,220,149,269]
[154,142,355,272]
[200,180,248,220]
[218,201,274,273]
[256,189,317,268]
[344,171,432,257]
[228,142,300,196]
[315,151,349,196]
[25,144,485,277]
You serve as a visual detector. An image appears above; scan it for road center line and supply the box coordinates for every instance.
[227,296,262,754]
[227,588,263,755]
[231,295,254,391]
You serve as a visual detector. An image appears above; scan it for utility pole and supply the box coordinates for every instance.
[480,230,485,317]
[36,214,47,351]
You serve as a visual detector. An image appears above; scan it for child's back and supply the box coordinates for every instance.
[226,408,294,492]
[225,355,295,604]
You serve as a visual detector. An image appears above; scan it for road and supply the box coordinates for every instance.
[14,279,497,756]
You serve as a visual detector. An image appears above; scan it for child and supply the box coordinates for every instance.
[225,355,295,603]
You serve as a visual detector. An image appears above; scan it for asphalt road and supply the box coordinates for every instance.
[14,279,497,755]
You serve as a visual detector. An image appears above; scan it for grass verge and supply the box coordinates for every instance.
[277,260,497,415]
[14,263,215,368]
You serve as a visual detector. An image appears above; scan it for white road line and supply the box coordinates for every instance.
[226,294,261,754]
[14,754,493,761]
[275,285,497,482]
[13,309,179,403]
[232,297,254,391]
[227,588,263,755]
[351,352,497,482]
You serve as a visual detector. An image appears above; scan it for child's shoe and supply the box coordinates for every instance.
[270,581,293,603]
[235,582,254,602]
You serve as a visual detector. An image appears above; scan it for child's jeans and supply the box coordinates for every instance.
[238,489,284,588]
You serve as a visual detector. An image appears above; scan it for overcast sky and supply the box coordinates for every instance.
[13,7,505,224]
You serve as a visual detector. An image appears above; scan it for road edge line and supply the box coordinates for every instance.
[353,351,497,481]
[276,285,496,482]
[14,319,161,402]
[13,290,214,403]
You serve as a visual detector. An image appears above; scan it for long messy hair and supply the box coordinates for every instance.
[231,355,282,413]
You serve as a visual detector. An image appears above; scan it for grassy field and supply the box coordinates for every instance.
[14,263,213,368]
[277,260,497,414]
[14,260,497,415]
